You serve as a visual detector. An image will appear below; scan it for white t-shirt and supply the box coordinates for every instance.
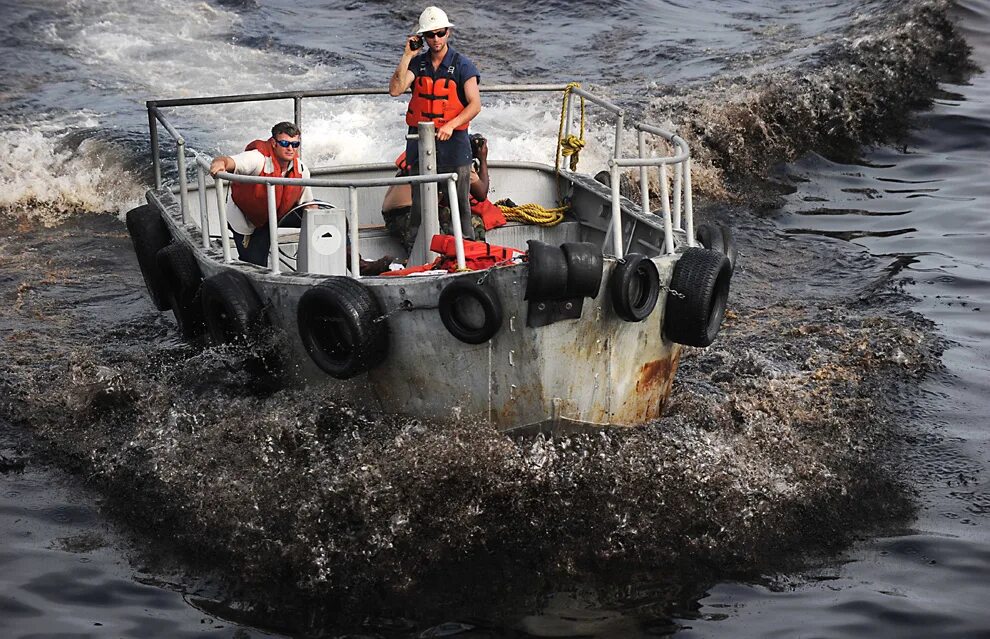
[225,149,314,235]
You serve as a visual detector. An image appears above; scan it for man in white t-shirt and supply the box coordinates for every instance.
[209,121,314,266]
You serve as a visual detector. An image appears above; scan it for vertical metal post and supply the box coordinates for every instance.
[684,157,695,247]
[413,121,440,266]
[294,96,303,161]
[608,161,624,259]
[446,176,466,271]
[196,164,209,249]
[659,163,674,255]
[348,187,361,279]
[177,142,190,224]
[148,106,162,189]
[672,160,683,230]
[214,178,231,263]
[638,130,650,217]
[613,112,624,160]
[564,93,574,141]
[266,183,280,274]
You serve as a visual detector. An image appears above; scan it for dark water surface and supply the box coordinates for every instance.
[678,1,990,635]
[1,0,989,637]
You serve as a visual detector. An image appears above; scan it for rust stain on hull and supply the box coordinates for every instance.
[611,347,682,425]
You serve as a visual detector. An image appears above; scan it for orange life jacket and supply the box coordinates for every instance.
[395,151,412,174]
[405,53,468,131]
[470,196,507,231]
[230,139,303,229]
[382,235,524,277]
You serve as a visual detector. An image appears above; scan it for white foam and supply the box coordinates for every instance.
[0,127,144,225]
[46,0,338,99]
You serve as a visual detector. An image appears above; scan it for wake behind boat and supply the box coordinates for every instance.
[127,84,735,431]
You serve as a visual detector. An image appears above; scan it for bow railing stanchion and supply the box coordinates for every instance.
[683,156,695,247]
[196,161,209,249]
[614,112,624,161]
[564,93,574,142]
[214,175,231,263]
[294,96,303,161]
[148,105,162,189]
[659,163,674,254]
[349,187,361,279]
[177,140,189,223]
[608,160,624,259]
[266,184,280,274]
[446,176,466,271]
[638,129,650,217]
[672,160,683,230]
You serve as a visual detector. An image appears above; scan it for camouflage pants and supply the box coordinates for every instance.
[384,205,486,253]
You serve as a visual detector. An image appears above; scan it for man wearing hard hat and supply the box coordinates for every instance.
[388,6,482,252]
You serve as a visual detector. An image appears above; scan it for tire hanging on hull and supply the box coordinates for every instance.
[438,279,503,344]
[297,277,389,379]
[664,247,731,347]
[156,242,204,339]
[200,270,264,345]
[125,204,172,311]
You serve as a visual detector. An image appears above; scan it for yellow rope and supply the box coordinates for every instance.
[498,202,567,227]
[555,82,586,173]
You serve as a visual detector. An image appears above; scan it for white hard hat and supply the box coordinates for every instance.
[416,6,454,34]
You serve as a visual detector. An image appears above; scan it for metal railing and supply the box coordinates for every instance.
[187,139,460,277]
[146,83,695,272]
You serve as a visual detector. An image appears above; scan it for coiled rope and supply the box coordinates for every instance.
[497,201,567,226]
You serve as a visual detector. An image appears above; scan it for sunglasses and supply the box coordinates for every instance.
[275,139,301,148]
[422,28,448,39]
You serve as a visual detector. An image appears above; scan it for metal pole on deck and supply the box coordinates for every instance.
[177,143,189,223]
[413,121,440,266]
[349,187,361,278]
[638,130,650,217]
[614,112,624,160]
[148,106,162,189]
[446,176,466,271]
[672,161,683,230]
[684,157,695,247]
[215,178,231,263]
[564,94,573,143]
[196,165,209,249]
[266,184,280,274]
[659,164,674,255]
[294,96,303,161]
[608,161,624,259]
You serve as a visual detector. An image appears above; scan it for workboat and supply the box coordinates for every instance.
[127,85,735,431]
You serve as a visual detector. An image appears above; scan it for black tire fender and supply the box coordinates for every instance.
[696,223,724,254]
[525,240,568,301]
[697,222,738,272]
[561,242,604,298]
[125,204,172,310]
[297,277,389,378]
[200,270,264,344]
[156,243,204,339]
[664,247,732,347]
[438,279,503,344]
[721,224,738,273]
[610,253,661,322]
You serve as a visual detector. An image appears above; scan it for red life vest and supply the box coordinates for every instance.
[395,151,411,174]
[381,235,524,277]
[405,54,468,131]
[230,139,303,229]
[470,196,506,231]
